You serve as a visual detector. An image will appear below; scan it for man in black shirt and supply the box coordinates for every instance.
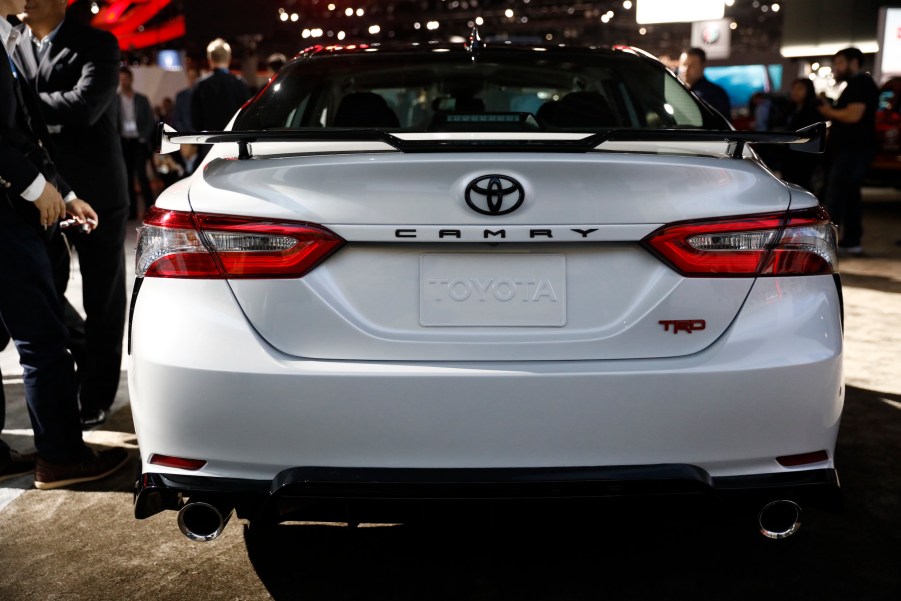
[681,47,731,121]
[818,47,879,255]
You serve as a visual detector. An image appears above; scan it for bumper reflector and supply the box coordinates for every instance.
[776,450,829,467]
[149,454,208,471]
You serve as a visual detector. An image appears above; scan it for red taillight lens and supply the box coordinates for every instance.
[137,207,345,279]
[643,207,837,277]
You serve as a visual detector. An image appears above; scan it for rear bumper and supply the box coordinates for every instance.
[135,465,842,523]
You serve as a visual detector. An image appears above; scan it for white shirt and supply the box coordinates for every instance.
[119,93,139,138]
[0,15,21,60]
[25,19,63,65]
[1,17,73,202]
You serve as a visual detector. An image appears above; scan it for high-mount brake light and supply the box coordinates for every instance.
[643,207,837,277]
[136,207,345,279]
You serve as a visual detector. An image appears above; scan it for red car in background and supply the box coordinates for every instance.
[872,77,901,185]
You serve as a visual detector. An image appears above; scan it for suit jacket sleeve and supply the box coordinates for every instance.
[0,134,43,197]
[36,30,121,128]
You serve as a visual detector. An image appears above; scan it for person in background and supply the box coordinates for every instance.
[749,92,771,132]
[780,78,824,192]
[14,0,131,429]
[265,52,286,81]
[156,96,174,126]
[153,143,200,189]
[172,65,198,132]
[1,0,128,488]
[681,47,731,121]
[118,66,155,219]
[818,47,879,256]
[191,38,251,132]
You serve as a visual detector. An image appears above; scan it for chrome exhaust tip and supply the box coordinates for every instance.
[177,500,232,542]
[757,500,802,539]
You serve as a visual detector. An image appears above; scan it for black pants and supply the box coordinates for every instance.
[824,149,875,248]
[63,205,129,413]
[122,137,153,218]
[0,200,85,464]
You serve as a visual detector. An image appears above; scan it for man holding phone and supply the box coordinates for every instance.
[1,0,127,488]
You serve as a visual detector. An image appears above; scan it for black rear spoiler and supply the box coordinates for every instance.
[155,122,826,161]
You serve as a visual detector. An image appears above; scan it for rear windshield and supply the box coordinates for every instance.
[235,48,726,132]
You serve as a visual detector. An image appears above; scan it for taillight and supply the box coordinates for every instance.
[137,207,345,278]
[642,207,837,277]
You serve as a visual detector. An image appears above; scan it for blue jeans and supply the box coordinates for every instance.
[823,149,875,248]
[0,200,86,464]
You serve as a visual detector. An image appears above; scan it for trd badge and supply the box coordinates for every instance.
[659,320,707,334]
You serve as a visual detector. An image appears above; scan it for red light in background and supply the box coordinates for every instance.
[68,0,183,50]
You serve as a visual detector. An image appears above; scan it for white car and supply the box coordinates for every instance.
[131,41,842,542]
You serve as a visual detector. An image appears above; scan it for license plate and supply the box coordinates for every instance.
[420,254,566,327]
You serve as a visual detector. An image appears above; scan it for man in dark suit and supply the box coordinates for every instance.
[1,0,127,487]
[172,65,198,132]
[15,0,130,428]
[118,65,155,219]
[191,37,251,132]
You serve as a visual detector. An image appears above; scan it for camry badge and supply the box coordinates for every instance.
[464,175,525,216]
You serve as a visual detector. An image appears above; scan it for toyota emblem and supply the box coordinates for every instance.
[464,175,525,216]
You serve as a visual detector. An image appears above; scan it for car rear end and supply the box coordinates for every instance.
[130,45,842,540]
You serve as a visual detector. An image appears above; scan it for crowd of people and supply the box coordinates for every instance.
[679,46,880,256]
[128,48,288,216]
[123,37,259,219]
[0,0,887,491]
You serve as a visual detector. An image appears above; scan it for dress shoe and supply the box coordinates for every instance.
[34,447,129,490]
[0,449,37,483]
[80,408,108,430]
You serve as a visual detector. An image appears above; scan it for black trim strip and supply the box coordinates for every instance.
[270,465,713,500]
[126,277,143,356]
[713,468,839,491]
